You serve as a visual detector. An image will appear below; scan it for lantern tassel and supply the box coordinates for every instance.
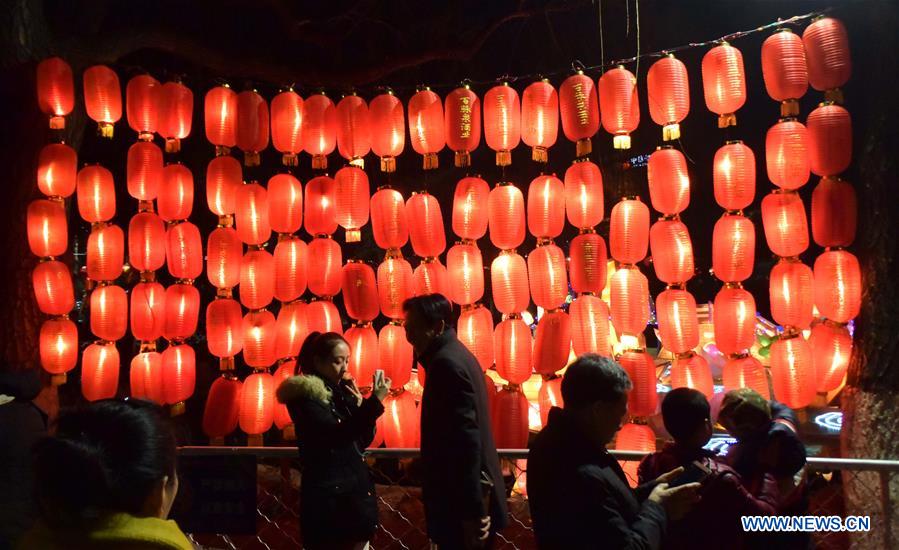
[50,373,66,386]
[219,356,235,371]
[139,132,154,142]
[824,88,845,105]
[532,146,548,163]
[312,154,328,170]
[455,150,471,168]
[244,151,261,167]
[613,135,632,150]
[662,123,681,142]
[423,152,439,170]
[380,156,396,173]
[282,425,296,440]
[780,99,800,118]
[349,157,365,169]
[346,228,361,243]
[98,122,114,139]
[576,138,592,158]
[215,145,231,157]
[247,434,263,447]
[170,401,186,416]
[718,113,738,128]
[496,150,512,166]
[282,153,298,167]
[49,116,65,130]
[165,138,181,153]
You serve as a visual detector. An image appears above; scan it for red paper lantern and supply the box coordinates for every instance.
[610,198,650,265]
[302,92,337,169]
[564,160,604,229]
[701,43,746,127]
[158,81,192,152]
[274,237,308,303]
[814,250,861,323]
[413,259,450,301]
[205,85,237,150]
[610,266,649,337]
[342,261,379,321]
[206,227,241,290]
[671,353,713,399]
[599,66,640,149]
[408,88,445,169]
[239,249,275,310]
[811,322,852,393]
[206,156,241,217]
[761,191,809,257]
[90,284,127,341]
[807,103,852,177]
[494,318,532,384]
[371,187,409,250]
[275,301,308,360]
[382,390,420,448]
[528,243,568,310]
[444,85,481,168]
[407,192,445,257]
[37,143,77,198]
[650,220,694,284]
[722,355,770,399]
[488,183,526,250]
[83,65,122,137]
[812,177,856,248]
[82,343,119,401]
[39,318,78,375]
[527,175,564,239]
[616,422,656,486]
[130,281,166,342]
[713,141,755,211]
[333,166,369,243]
[345,324,379,385]
[306,300,343,335]
[165,222,203,280]
[533,310,571,376]
[126,141,163,201]
[158,163,194,222]
[378,256,414,318]
[618,350,658,417]
[452,176,490,240]
[243,310,277,368]
[236,90,269,166]
[379,322,413,386]
[369,91,405,172]
[647,147,690,215]
[521,80,559,162]
[569,232,607,295]
[712,214,755,283]
[240,372,275,436]
[559,72,600,157]
[336,94,372,165]
[713,286,756,356]
[304,175,338,236]
[161,344,196,405]
[77,165,115,223]
[267,174,303,235]
[27,199,67,258]
[803,17,851,95]
[87,224,124,281]
[447,242,484,306]
[33,260,73,315]
[491,251,529,314]
[770,259,814,329]
[491,388,529,449]
[207,298,243,358]
[307,237,342,298]
[657,289,699,354]
[36,57,74,129]
[126,74,160,139]
[647,55,690,141]
[570,294,610,357]
[458,306,494,371]
[273,362,296,429]
[483,83,521,165]
[131,352,163,404]
[235,182,272,245]
[761,29,808,116]
[271,89,304,165]
[766,119,810,190]
[203,376,242,438]
[770,335,815,409]
[163,283,200,341]
[539,377,564,426]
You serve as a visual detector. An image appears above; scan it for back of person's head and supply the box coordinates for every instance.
[561,354,632,410]
[662,388,711,443]
[297,331,349,376]
[718,388,772,438]
[32,399,176,527]
[402,294,453,328]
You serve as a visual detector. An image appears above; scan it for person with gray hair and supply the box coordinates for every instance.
[527,354,700,549]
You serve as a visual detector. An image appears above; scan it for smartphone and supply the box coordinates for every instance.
[373,369,385,386]
[668,460,711,487]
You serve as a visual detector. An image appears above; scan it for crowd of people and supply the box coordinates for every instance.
[0,294,808,550]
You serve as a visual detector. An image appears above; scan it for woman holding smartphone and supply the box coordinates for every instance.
[277,331,391,550]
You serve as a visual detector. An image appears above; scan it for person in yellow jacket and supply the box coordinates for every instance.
[18,399,193,550]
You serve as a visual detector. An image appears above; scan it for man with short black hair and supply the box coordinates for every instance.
[528,354,700,549]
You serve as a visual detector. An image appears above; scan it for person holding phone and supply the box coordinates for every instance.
[277,331,391,550]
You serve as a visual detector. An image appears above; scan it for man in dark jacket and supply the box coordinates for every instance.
[404,295,508,550]
[528,354,700,550]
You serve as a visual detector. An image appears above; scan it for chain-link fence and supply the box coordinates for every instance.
[178,448,897,550]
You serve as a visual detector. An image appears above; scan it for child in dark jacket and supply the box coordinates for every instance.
[638,388,779,550]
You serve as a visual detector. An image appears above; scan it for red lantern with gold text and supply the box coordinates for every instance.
[274,237,308,303]
[445,85,481,168]
[570,294,610,357]
[564,160,603,229]
[712,214,755,282]
[206,227,242,290]
[814,249,861,323]
[40,318,78,376]
[610,198,649,265]
[599,66,640,149]
[492,387,529,449]
[491,251,529,314]
[533,310,571,375]
[334,166,369,242]
[452,176,490,240]
[371,187,409,250]
[407,192,445,257]
[90,284,127,341]
[522,79,558,162]
[27,199,67,258]
[37,57,73,129]
[382,390,420,448]
[240,371,275,440]
[82,343,119,401]
[306,300,343,335]
[37,143,77,198]
[302,92,337,170]
[610,266,649,337]
[77,165,115,223]
[307,237,342,297]
[488,183,525,250]
[569,232,607,295]
[761,191,809,258]
[447,242,484,306]
[803,17,851,100]
[408,88,445,169]
[713,141,755,211]
[268,174,303,235]
[165,222,203,280]
[271,89,303,166]
[126,74,160,140]
[87,224,124,281]
[205,85,237,153]
[559,72,600,157]
[203,376,242,441]
[346,324,379,385]
[770,334,815,409]
[378,255,413,319]
[379,322,413,386]
[458,306,494,371]
[235,182,272,245]
[206,298,244,360]
[647,147,690,215]
[158,80,192,152]
[528,243,568,310]
[761,29,808,116]
[163,284,200,341]
[33,260,74,315]
[494,318,532,385]
[131,281,166,342]
[336,94,371,167]
[649,220,694,284]
[161,344,196,409]
[206,156,241,217]
[713,286,756,355]
[701,43,746,127]
[239,249,275,310]
[723,354,770,399]
[483,83,521,165]
[527,175,564,239]
[617,350,658,416]
[236,90,269,166]
[130,352,163,404]
[770,259,814,329]
[84,65,121,137]
[766,119,810,190]
[413,259,450,300]
[811,321,852,393]
[243,310,277,368]
[807,103,852,177]
[304,176,337,236]
[812,177,856,248]
[671,353,713,399]
[127,141,163,201]
[158,163,194,222]
[275,301,308,360]
[342,261,379,322]
[657,289,699,354]
[647,54,690,141]
[369,91,405,172]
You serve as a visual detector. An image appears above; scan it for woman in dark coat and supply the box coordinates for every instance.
[276,331,390,550]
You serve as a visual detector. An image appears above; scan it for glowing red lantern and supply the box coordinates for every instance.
[77,165,115,223]
[341,261,379,321]
[240,249,275,310]
[444,85,481,168]
[275,301,308,359]
[811,322,852,393]
[346,324,379,385]
[83,65,122,137]
[407,192,445,257]
[87,224,124,281]
[378,256,414,319]
[90,284,127,341]
[452,176,490,240]
[336,94,371,166]
[161,344,196,405]
[126,142,162,201]
[306,300,342,335]
[657,289,699,354]
[206,156,241,217]
[814,250,861,323]
[304,175,337,236]
[617,422,656,486]
[380,322,413,386]
[302,92,337,170]
[527,175,564,239]
[701,43,746,127]
[618,350,658,417]
[564,160,604,229]
[488,183,526,250]
[126,74,160,139]
[521,80,558,162]
[610,266,649,337]
[770,259,814,329]
[206,298,243,358]
[413,259,450,301]
[494,318,532,384]
[803,17,851,96]
[267,174,303,235]
[610,198,650,265]
[458,306,494,371]
[647,147,690,215]
[274,237,308,303]
[131,352,163,404]
[158,81,192,152]
[206,227,241,290]
[240,372,275,437]
[770,334,815,409]
[382,390,420,448]
[271,89,304,166]
[712,214,754,283]
[761,29,808,116]
[27,199,67,258]
[33,260,73,315]
[570,232,607,295]
[722,355,770,399]
[235,182,272,245]
[408,88,445,169]
[203,376,242,439]
[39,318,78,375]
[37,143,77,198]
[205,85,237,151]
[243,310,277,368]
[165,222,203,280]
[766,119,810,190]
[533,310,571,376]
[307,237,342,298]
[650,220,694,284]
[647,54,690,141]
[539,377,564,426]
[163,283,200,341]
[82,343,119,401]
[807,103,852,177]
[528,243,568,310]
[483,83,521,165]
[236,90,269,166]
[369,91,405,172]
[334,166,369,242]
[36,57,74,129]
[713,141,755,211]
[130,281,166,342]
[713,286,756,355]
[812,177,856,248]
[491,251,529,314]
[447,242,484,306]
[599,66,640,149]
[570,294,610,357]
[371,187,409,250]
[491,388,529,449]
[671,353,713,399]
[559,72,600,157]
[761,191,809,257]
[274,361,296,430]
[157,163,194,222]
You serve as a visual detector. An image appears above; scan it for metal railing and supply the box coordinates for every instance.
[179,447,899,550]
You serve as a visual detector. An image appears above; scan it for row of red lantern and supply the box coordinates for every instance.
[81,341,196,403]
